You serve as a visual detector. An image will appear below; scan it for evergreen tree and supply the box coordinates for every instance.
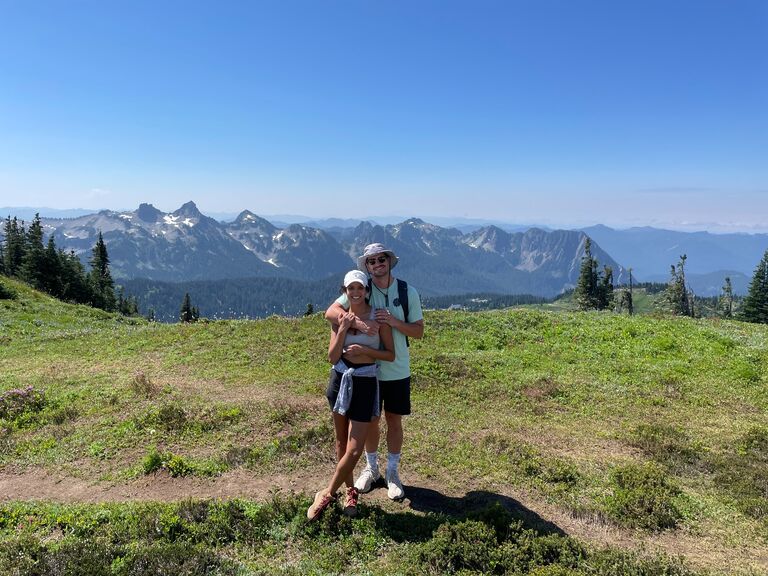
[574,238,598,310]
[665,255,692,316]
[3,216,26,277]
[574,237,615,311]
[719,276,734,318]
[180,292,194,323]
[88,231,116,311]
[60,250,92,304]
[43,236,64,298]
[741,249,768,324]
[146,307,156,322]
[627,268,634,315]
[116,287,140,316]
[596,265,614,310]
[20,214,46,289]
[304,302,314,316]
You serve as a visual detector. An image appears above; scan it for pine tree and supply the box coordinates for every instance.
[574,237,615,311]
[596,265,614,310]
[180,292,194,323]
[20,214,46,289]
[741,249,768,324]
[88,231,116,311]
[574,238,598,310]
[3,216,26,277]
[60,250,92,304]
[664,255,693,316]
[627,268,634,315]
[43,236,63,298]
[719,276,734,318]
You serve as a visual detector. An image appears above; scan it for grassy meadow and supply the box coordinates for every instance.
[1,276,767,575]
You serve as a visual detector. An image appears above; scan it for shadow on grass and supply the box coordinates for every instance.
[407,486,564,535]
[360,484,564,544]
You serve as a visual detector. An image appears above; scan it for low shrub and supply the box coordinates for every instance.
[713,426,768,519]
[0,281,17,300]
[113,542,239,576]
[156,402,188,431]
[416,519,498,574]
[130,370,157,398]
[604,462,682,531]
[0,386,46,421]
[628,423,704,472]
[141,447,225,478]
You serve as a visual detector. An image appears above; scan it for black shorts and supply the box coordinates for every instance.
[326,367,378,423]
[379,377,411,416]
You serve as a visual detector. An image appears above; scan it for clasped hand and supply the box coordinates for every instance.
[337,311,380,336]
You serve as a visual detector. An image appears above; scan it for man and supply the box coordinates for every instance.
[325,243,424,500]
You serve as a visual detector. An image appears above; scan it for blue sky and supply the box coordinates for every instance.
[1,0,767,231]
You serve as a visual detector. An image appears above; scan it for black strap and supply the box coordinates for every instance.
[397,278,410,347]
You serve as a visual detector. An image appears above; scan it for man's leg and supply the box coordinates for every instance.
[354,417,382,493]
[383,378,410,501]
[384,412,403,454]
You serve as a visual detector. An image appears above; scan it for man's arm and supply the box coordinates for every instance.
[324,301,378,336]
[374,284,424,339]
[374,311,424,339]
[324,301,347,324]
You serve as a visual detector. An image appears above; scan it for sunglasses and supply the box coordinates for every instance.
[366,256,389,265]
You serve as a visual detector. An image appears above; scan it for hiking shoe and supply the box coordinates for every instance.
[354,466,381,493]
[307,491,335,522]
[343,486,359,517]
[386,469,405,501]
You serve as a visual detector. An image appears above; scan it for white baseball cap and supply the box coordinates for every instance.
[343,269,368,287]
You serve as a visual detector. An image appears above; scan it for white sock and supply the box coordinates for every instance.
[387,452,401,475]
[365,451,379,472]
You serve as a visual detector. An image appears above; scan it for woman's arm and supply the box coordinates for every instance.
[343,324,395,363]
[328,312,353,364]
[377,323,396,362]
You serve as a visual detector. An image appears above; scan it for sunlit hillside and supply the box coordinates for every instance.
[1,277,767,575]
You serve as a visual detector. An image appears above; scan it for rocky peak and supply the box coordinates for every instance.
[136,203,163,223]
[174,201,202,218]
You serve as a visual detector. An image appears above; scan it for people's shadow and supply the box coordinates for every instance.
[366,484,565,543]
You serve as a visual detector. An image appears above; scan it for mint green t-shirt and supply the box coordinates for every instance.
[335,277,423,381]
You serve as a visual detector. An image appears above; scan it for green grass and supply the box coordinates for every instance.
[2,277,768,573]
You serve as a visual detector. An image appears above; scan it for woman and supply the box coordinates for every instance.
[307,269,395,521]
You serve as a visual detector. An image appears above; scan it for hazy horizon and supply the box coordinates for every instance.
[3,201,768,235]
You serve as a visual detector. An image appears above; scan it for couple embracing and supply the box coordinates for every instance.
[307,243,424,521]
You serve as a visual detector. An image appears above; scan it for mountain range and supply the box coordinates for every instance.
[4,201,620,298]
[4,201,766,298]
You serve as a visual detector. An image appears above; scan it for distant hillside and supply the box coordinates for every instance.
[0,276,144,337]
[119,276,341,322]
[581,224,768,280]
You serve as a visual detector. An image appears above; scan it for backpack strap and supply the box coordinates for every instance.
[397,278,409,323]
[397,278,410,347]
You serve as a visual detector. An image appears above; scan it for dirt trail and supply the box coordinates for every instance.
[2,465,766,574]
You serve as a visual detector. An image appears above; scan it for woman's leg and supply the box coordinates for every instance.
[332,412,353,487]
[324,420,370,496]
